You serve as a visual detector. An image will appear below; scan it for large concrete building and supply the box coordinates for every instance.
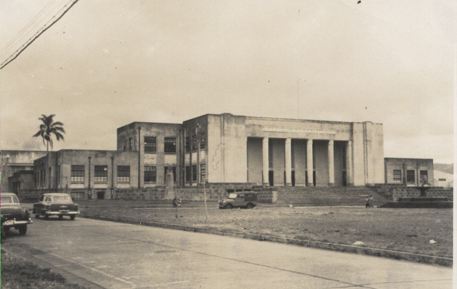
[2,113,388,199]
[117,113,385,188]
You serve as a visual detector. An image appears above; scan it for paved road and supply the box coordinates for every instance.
[2,216,452,289]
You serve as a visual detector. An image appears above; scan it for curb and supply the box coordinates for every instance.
[81,215,452,267]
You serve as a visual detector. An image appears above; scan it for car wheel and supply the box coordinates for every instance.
[35,214,40,219]
[59,215,63,220]
[246,203,254,209]
[70,215,76,220]
[19,225,27,235]
[225,204,233,209]
[4,227,10,234]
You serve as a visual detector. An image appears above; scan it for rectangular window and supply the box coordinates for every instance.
[185,136,190,153]
[71,191,85,200]
[71,165,85,183]
[94,166,108,183]
[144,137,157,154]
[164,167,176,184]
[185,166,191,182]
[164,137,176,154]
[200,163,206,182]
[117,166,130,183]
[129,137,133,150]
[420,170,428,184]
[393,170,402,181]
[57,166,60,185]
[144,166,156,183]
[192,165,197,182]
[200,133,206,150]
[192,135,197,152]
[406,170,415,184]
[439,178,446,181]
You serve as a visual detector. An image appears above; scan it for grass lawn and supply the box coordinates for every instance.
[78,200,452,260]
[1,249,88,289]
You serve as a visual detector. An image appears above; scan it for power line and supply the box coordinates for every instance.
[0,0,79,70]
[0,0,60,56]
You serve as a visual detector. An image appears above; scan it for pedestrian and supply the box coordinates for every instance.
[368,195,374,208]
[365,196,370,208]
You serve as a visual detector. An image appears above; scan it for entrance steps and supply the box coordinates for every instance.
[274,186,388,207]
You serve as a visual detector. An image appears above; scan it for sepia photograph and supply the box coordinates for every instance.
[0,0,454,288]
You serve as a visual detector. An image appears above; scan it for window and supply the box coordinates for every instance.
[420,170,428,184]
[57,166,60,185]
[406,170,415,184]
[144,166,156,183]
[200,163,206,182]
[164,137,176,154]
[71,165,85,183]
[439,178,446,181]
[164,167,176,184]
[129,137,133,150]
[393,170,402,181]
[185,136,190,153]
[185,166,191,182]
[192,135,197,152]
[117,166,130,183]
[200,133,206,150]
[94,166,108,183]
[71,191,85,200]
[192,165,197,182]
[144,136,157,153]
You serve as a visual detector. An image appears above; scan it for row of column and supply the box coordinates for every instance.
[262,137,353,186]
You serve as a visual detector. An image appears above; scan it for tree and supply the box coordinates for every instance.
[32,114,65,152]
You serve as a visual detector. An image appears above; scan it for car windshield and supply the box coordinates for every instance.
[1,195,20,205]
[51,195,72,203]
[228,193,237,199]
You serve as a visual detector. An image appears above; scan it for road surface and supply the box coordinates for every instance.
[2,216,452,289]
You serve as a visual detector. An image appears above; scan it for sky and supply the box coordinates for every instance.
[0,0,455,163]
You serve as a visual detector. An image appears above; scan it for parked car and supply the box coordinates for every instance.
[219,192,257,209]
[0,192,33,235]
[33,193,80,220]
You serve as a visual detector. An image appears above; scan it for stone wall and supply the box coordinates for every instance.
[392,187,453,201]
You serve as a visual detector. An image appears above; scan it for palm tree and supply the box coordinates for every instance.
[33,114,65,152]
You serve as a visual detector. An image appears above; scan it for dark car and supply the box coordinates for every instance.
[219,192,258,209]
[1,192,33,235]
[33,193,80,220]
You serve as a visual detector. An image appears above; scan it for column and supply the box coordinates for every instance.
[285,138,292,186]
[262,137,269,186]
[346,141,353,186]
[307,139,313,186]
[328,139,334,186]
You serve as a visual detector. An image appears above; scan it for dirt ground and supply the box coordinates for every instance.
[78,200,452,259]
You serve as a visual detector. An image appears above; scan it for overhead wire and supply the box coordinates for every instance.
[0,0,79,70]
[0,0,60,57]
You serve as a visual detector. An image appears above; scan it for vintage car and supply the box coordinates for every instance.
[33,193,80,220]
[219,192,258,209]
[1,192,33,235]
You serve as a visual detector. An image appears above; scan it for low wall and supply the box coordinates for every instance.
[392,187,453,201]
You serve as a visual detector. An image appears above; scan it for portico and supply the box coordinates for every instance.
[251,136,351,187]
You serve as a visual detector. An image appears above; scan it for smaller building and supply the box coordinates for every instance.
[34,150,138,200]
[9,170,35,194]
[1,150,47,192]
[434,170,453,188]
[384,158,434,186]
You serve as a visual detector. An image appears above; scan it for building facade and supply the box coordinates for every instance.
[34,150,138,199]
[117,113,385,188]
[384,158,434,186]
[1,150,47,192]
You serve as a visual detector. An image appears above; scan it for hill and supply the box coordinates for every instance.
[434,163,453,174]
